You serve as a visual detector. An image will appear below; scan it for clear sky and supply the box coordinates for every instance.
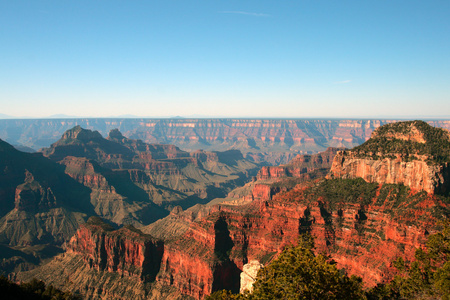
[0,1,449,118]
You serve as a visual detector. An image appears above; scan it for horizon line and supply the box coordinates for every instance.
[1,116,450,121]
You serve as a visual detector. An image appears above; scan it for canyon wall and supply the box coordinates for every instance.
[329,120,450,195]
[45,179,447,299]
[67,218,163,282]
[11,121,450,299]
[257,147,341,180]
[2,118,449,164]
[329,153,450,194]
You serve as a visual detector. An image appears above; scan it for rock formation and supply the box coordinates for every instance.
[240,260,263,293]
[7,121,450,299]
[27,176,447,299]
[329,121,450,195]
[39,126,260,226]
[0,127,260,277]
[3,118,450,164]
[257,147,342,180]
[67,217,163,282]
[0,138,93,274]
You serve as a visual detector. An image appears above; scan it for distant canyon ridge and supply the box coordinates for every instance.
[1,118,449,164]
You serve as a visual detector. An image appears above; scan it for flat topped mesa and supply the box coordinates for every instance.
[328,120,450,195]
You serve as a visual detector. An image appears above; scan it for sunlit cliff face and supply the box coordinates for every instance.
[329,121,450,195]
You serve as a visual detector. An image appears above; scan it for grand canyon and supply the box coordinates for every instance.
[0,119,449,299]
[1,118,450,164]
[3,1,449,298]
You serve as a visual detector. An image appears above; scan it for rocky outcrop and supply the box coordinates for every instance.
[251,184,279,202]
[15,178,450,299]
[67,217,163,282]
[329,121,450,195]
[240,260,263,293]
[329,153,450,194]
[14,172,57,212]
[38,127,260,225]
[61,125,103,141]
[257,147,341,180]
[59,157,111,190]
[0,139,93,247]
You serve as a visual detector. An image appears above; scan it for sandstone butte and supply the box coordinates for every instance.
[328,120,450,195]
[15,121,450,300]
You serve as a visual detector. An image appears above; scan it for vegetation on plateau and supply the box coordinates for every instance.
[352,120,450,164]
[297,178,449,221]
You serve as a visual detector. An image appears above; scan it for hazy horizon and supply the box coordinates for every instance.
[1,113,450,121]
[1,1,449,118]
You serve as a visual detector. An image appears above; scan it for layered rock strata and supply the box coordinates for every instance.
[66,218,163,282]
[329,121,450,195]
[257,147,341,180]
[329,153,450,194]
[38,127,261,226]
[17,175,449,300]
[13,122,450,299]
[5,118,450,164]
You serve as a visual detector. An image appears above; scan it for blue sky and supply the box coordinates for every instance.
[0,1,449,118]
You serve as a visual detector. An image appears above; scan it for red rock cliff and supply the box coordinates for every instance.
[67,218,163,282]
[328,121,450,195]
[329,152,450,194]
[170,180,447,289]
[257,147,341,180]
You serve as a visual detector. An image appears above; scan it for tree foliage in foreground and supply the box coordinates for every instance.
[209,222,450,300]
[368,220,450,300]
[207,234,365,300]
[0,277,81,300]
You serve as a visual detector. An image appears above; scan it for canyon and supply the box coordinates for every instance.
[2,120,450,299]
[2,118,450,165]
[0,125,260,277]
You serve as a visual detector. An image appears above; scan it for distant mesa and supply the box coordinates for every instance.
[1,118,450,165]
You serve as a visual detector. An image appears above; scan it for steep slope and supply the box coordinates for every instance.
[12,121,450,299]
[21,179,448,299]
[18,217,167,300]
[329,120,450,195]
[0,138,93,274]
[39,126,260,224]
[257,147,342,181]
[59,156,167,226]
